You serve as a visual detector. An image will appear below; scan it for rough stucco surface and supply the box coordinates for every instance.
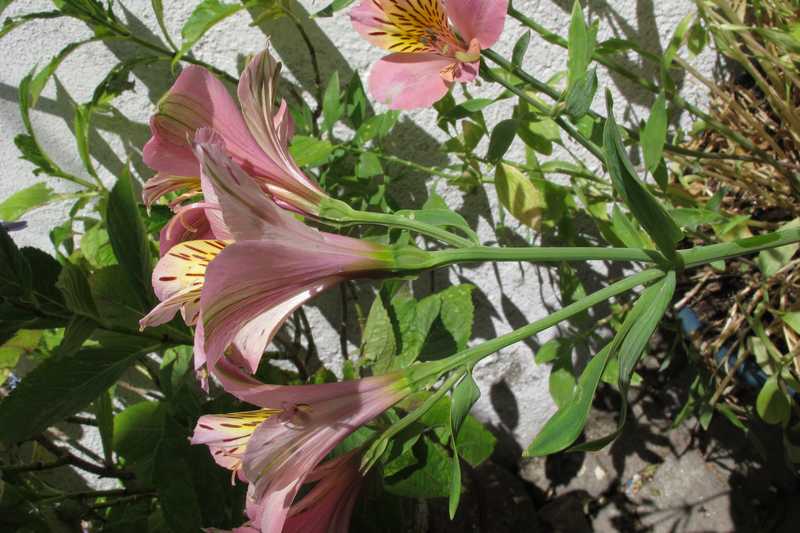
[0,0,714,453]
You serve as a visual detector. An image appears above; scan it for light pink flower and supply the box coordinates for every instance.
[192,364,407,533]
[350,0,508,109]
[142,47,325,215]
[141,130,398,377]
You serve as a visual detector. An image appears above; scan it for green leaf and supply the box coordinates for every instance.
[384,436,451,498]
[74,104,99,179]
[154,416,204,532]
[353,111,399,144]
[0,182,56,221]
[322,70,342,132]
[56,263,99,318]
[361,291,397,372]
[395,208,479,245]
[756,377,791,425]
[94,388,114,464]
[450,373,480,439]
[549,345,576,409]
[356,152,383,178]
[573,272,676,451]
[151,0,178,51]
[563,67,597,120]
[392,288,441,368]
[512,31,531,67]
[80,224,117,268]
[0,227,32,300]
[642,92,668,174]
[106,168,152,307]
[313,0,357,17]
[175,0,242,64]
[0,329,42,383]
[0,10,61,41]
[535,338,570,365]
[495,163,545,229]
[114,401,166,482]
[603,92,682,258]
[486,119,518,163]
[448,452,462,520]
[439,284,474,351]
[0,337,159,443]
[757,218,800,277]
[567,0,596,88]
[610,204,646,248]
[289,135,334,167]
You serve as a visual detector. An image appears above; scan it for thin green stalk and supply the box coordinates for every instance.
[679,227,800,268]
[440,268,666,372]
[428,245,663,266]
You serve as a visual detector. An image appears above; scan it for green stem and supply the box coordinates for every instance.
[441,268,666,372]
[346,145,461,181]
[479,58,605,163]
[428,245,663,267]
[346,209,475,249]
[678,227,800,268]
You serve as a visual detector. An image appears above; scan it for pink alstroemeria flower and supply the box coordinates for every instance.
[350,0,508,109]
[142,47,325,215]
[141,129,399,376]
[192,363,406,533]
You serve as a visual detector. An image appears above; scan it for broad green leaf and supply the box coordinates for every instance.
[289,135,334,167]
[361,291,397,372]
[461,120,484,152]
[517,117,561,155]
[384,436,451,498]
[573,271,676,451]
[57,263,99,318]
[439,284,475,351]
[0,227,32,299]
[486,119,518,163]
[642,92,668,173]
[549,345,576,409]
[80,224,117,268]
[353,111,399,144]
[154,416,204,532]
[356,152,383,178]
[780,311,800,335]
[106,169,152,307]
[450,373,480,439]
[495,163,545,229]
[757,218,800,277]
[114,400,166,482]
[567,0,596,88]
[670,207,728,231]
[344,72,368,128]
[534,338,570,365]
[0,329,41,383]
[0,182,56,221]
[564,67,597,120]
[58,315,97,357]
[176,0,242,63]
[74,104,99,179]
[610,204,646,248]
[512,31,532,67]
[0,337,159,443]
[393,289,441,368]
[448,372,479,519]
[756,377,791,425]
[603,93,682,258]
[94,388,114,464]
[526,343,614,456]
[417,395,496,467]
[322,70,342,132]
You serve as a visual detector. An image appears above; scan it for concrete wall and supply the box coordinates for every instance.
[0,0,713,452]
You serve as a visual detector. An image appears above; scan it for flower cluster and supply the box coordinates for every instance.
[139,48,421,532]
[141,2,508,526]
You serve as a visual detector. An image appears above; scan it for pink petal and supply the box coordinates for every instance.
[237,50,322,198]
[193,130,307,241]
[150,66,277,185]
[158,204,214,257]
[368,53,454,110]
[447,0,508,49]
[142,120,200,177]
